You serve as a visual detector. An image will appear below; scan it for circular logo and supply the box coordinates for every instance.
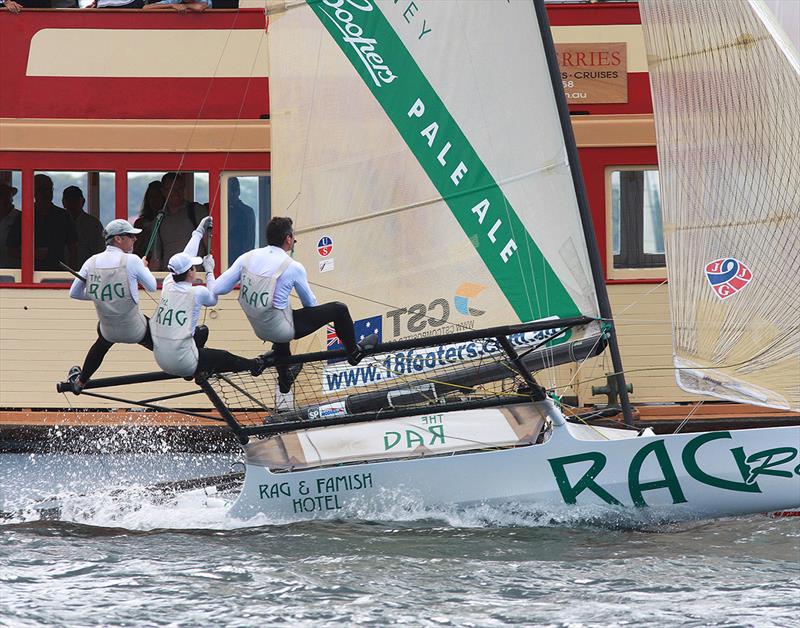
[317,236,333,257]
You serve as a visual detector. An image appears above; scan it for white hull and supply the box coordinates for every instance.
[229,401,800,523]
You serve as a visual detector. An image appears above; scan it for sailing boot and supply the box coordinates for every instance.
[66,365,84,394]
[251,350,275,377]
[347,333,379,366]
[276,363,303,394]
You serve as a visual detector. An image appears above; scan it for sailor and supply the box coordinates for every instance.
[150,217,269,378]
[214,216,377,393]
[64,219,157,393]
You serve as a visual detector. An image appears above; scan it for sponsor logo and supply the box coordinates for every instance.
[317,236,333,257]
[318,0,398,88]
[705,258,752,300]
[386,284,487,340]
[454,282,486,316]
[549,432,800,507]
[307,401,348,419]
[322,325,561,394]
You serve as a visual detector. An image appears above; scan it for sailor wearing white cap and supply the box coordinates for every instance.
[64,219,157,393]
[150,217,269,378]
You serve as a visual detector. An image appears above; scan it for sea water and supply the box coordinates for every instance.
[1,452,798,627]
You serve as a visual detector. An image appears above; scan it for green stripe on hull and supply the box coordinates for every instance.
[308,0,581,323]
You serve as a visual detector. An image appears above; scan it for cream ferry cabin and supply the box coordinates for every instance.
[0,1,699,413]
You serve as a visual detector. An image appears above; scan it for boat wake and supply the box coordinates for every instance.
[1,479,716,533]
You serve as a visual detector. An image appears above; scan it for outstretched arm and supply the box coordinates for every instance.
[213,254,245,296]
[182,216,211,258]
[69,260,91,300]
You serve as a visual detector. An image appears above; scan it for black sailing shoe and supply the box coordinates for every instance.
[347,333,379,366]
[251,351,275,377]
[66,365,84,394]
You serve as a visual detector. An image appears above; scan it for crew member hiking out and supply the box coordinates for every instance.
[150,217,270,379]
[214,216,377,393]
[62,219,157,393]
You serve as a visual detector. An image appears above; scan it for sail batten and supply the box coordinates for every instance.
[640,0,800,411]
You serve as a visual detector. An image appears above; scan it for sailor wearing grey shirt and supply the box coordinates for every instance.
[64,219,157,393]
[150,217,268,379]
[214,216,377,393]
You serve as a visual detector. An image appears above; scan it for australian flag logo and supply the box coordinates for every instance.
[705,258,753,300]
[327,315,382,362]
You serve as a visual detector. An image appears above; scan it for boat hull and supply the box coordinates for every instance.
[228,405,800,524]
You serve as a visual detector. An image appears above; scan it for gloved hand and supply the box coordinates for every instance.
[202,255,215,273]
[194,216,213,236]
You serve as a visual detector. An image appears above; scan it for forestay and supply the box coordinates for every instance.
[640,0,800,410]
[265,0,602,407]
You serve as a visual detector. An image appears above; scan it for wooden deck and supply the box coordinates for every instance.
[1,403,797,454]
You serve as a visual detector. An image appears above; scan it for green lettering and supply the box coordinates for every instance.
[548,451,622,506]
[682,432,760,493]
[162,308,173,326]
[88,282,99,299]
[260,291,270,307]
[384,431,401,451]
[428,424,445,445]
[100,283,113,301]
[176,310,187,326]
[627,440,687,507]
[406,429,425,449]
[113,282,125,299]
[742,447,797,484]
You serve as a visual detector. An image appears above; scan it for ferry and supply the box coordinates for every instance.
[0,0,792,430]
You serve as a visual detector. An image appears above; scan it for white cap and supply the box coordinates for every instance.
[167,252,203,275]
[104,219,142,240]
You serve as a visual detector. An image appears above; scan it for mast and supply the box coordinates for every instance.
[533,0,635,427]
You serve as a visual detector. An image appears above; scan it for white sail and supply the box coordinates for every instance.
[640,0,800,410]
[267,0,601,362]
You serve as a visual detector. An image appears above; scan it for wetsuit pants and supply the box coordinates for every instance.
[272,301,358,361]
[193,326,258,376]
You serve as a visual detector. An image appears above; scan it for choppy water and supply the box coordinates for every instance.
[1,453,799,627]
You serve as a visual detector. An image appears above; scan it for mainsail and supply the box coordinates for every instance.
[640,0,800,410]
[266,0,604,406]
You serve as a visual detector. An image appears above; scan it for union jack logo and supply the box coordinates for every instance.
[326,324,343,351]
[705,258,753,300]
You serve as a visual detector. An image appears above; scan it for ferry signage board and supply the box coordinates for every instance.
[555,42,628,104]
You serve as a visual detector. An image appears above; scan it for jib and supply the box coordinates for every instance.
[88,281,126,301]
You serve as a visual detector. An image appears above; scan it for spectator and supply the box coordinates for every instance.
[63,186,104,268]
[227,177,255,266]
[7,174,78,272]
[82,0,146,8]
[143,0,210,11]
[0,0,23,13]
[0,183,20,269]
[133,180,165,262]
[152,172,208,268]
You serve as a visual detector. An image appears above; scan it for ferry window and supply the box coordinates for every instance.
[224,174,271,266]
[610,169,665,269]
[0,171,22,282]
[10,171,111,276]
[128,171,210,271]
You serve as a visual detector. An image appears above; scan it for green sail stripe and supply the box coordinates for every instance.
[308,0,580,322]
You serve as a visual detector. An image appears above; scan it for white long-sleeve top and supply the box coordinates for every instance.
[70,245,157,302]
[160,229,217,333]
[214,245,317,309]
